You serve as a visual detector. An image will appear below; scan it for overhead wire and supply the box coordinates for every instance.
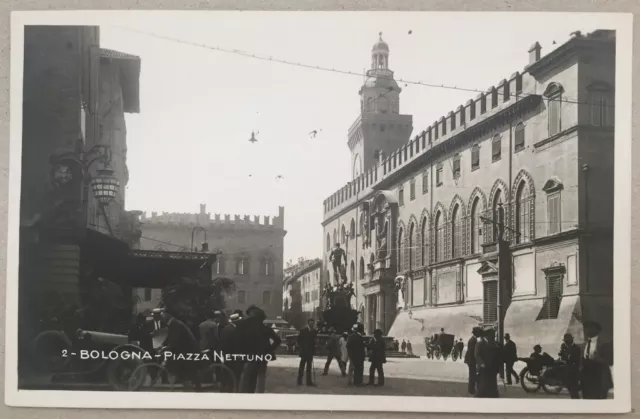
[108,25,614,109]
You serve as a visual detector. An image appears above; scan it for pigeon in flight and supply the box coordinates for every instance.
[408,30,413,35]
[275,175,284,180]
[309,129,322,138]
[249,131,259,143]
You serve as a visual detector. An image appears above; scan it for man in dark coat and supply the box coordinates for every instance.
[297,318,317,386]
[161,310,201,390]
[367,329,386,386]
[465,327,482,395]
[347,323,366,386]
[580,320,613,399]
[503,333,519,385]
[219,310,245,392]
[323,330,345,376]
[198,311,219,352]
[558,332,582,399]
[239,306,281,393]
[474,328,499,398]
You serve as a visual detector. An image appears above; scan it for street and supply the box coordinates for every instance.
[265,355,566,398]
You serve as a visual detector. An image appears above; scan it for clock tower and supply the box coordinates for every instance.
[348,33,413,179]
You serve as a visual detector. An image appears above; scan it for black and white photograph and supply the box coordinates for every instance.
[4,10,633,413]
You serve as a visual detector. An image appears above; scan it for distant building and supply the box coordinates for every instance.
[136,205,286,318]
[322,31,615,354]
[282,258,322,329]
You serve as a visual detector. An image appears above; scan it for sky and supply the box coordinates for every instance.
[96,11,620,263]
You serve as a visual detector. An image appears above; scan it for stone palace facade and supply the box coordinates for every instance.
[322,31,615,354]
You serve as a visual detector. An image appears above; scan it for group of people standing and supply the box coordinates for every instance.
[127,305,281,393]
[297,319,387,387]
[463,320,613,399]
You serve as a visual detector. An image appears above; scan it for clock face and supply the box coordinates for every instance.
[52,165,73,185]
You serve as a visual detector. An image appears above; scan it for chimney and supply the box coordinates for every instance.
[528,42,541,64]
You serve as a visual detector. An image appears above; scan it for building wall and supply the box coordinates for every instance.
[136,206,286,319]
[86,56,131,235]
[282,260,322,328]
[322,32,615,349]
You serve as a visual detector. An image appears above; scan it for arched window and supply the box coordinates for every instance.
[493,190,504,241]
[359,257,365,280]
[333,229,337,245]
[262,257,272,276]
[341,225,347,244]
[397,227,404,271]
[236,256,249,275]
[215,257,226,275]
[262,291,271,305]
[471,198,481,254]
[544,82,564,136]
[516,181,530,244]
[514,123,525,152]
[350,260,355,282]
[421,217,428,266]
[350,218,356,238]
[434,212,444,262]
[452,205,463,258]
[326,233,331,252]
[408,223,414,270]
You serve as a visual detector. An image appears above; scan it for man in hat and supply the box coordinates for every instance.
[580,320,613,399]
[474,327,499,398]
[297,318,317,386]
[368,329,386,386]
[347,323,366,386]
[503,333,519,385]
[464,326,482,395]
[558,332,581,399]
[161,310,201,391]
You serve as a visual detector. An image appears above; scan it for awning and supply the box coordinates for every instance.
[82,229,216,289]
[388,304,484,356]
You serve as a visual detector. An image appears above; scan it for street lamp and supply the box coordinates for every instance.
[50,144,120,205]
[191,226,208,252]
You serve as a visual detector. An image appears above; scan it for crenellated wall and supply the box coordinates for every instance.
[136,205,286,319]
[140,204,285,230]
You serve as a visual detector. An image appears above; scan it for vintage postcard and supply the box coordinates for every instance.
[4,10,633,413]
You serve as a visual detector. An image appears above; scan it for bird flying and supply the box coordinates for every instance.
[249,131,259,143]
[275,175,284,180]
[309,129,322,138]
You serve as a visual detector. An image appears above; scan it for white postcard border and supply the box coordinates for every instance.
[4,10,634,414]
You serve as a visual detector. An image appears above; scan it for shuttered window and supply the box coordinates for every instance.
[483,280,498,324]
[453,154,461,179]
[514,123,525,152]
[589,91,610,126]
[436,163,444,186]
[398,187,404,206]
[471,144,480,170]
[547,192,561,235]
[548,97,562,136]
[539,275,563,320]
[491,135,501,162]
[410,180,416,201]
[422,172,428,194]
